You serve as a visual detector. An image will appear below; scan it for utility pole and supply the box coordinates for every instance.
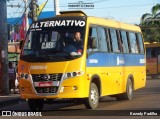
[54,0,60,15]
[0,0,9,95]
[31,0,37,21]
[24,0,29,33]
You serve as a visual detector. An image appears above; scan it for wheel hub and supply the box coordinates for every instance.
[91,89,98,104]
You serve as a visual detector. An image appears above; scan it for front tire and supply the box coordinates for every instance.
[84,83,99,109]
[116,78,133,100]
[28,99,44,111]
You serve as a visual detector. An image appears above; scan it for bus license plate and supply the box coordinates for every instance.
[34,81,60,87]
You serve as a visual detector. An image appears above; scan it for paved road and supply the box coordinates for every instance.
[1,79,160,118]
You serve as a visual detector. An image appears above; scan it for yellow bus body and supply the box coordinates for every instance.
[18,11,146,101]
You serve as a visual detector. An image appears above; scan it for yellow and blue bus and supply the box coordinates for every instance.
[18,11,146,111]
[145,42,160,78]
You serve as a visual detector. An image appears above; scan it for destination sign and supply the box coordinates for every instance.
[30,20,86,29]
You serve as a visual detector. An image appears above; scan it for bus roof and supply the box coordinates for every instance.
[87,16,141,32]
[144,42,160,48]
[59,10,87,16]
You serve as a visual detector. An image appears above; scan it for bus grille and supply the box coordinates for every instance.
[32,74,62,82]
[31,73,62,94]
[35,87,59,93]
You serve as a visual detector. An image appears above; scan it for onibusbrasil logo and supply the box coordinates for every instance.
[1,111,42,116]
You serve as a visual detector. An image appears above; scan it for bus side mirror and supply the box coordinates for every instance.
[19,40,24,49]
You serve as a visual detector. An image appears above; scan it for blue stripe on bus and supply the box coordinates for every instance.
[86,53,145,67]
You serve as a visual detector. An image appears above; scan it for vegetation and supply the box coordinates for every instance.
[140,4,160,42]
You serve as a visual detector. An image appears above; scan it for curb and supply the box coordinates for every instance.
[0,98,25,108]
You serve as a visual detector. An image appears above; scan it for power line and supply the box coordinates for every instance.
[98,4,153,9]
[7,0,24,19]
[45,3,154,9]
[12,0,31,27]
[7,1,24,19]
[55,0,110,6]
[93,0,110,3]
[7,4,21,7]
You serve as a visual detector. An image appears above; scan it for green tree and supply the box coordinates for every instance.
[140,4,160,42]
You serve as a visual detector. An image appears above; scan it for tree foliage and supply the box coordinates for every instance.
[140,4,160,42]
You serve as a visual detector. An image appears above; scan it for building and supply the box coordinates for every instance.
[7,11,55,64]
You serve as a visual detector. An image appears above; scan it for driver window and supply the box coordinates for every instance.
[88,27,98,49]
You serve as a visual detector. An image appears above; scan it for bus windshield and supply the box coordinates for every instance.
[20,17,86,62]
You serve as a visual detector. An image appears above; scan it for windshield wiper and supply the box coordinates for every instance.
[20,54,38,61]
[47,51,74,59]
[22,51,74,61]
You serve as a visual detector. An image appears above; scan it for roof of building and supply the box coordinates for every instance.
[7,11,55,25]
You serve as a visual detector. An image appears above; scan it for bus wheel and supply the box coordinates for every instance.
[116,79,133,101]
[28,99,44,111]
[84,83,99,109]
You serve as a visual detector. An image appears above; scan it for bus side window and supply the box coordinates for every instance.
[147,48,157,58]
[88,27,99,50]
[137,33,144,54]
[97,27,108,52]
[128,32,139,53]
[116,30,123,53]
[105,29,111,52]
[88,28,93,49]
[109,28,120,53]
[151,48,157,58]
[120,31,129,53]
[158,47,160,54]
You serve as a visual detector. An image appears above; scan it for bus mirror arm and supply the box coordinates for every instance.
[19,40,24,49]
[87,48,93,54]
[87,48,99,55]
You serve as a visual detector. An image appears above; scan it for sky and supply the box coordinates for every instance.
[7,0,160,25]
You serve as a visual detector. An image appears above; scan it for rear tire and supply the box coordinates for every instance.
[84,83,99,109]
[28,99,44,111]
[116,78,133,100]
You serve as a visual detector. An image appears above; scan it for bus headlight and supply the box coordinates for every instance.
[25,74,29,79]
[20,73,24,79]
[20,73,29,80]
[67,73,71,78]
[64,71,84,79]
